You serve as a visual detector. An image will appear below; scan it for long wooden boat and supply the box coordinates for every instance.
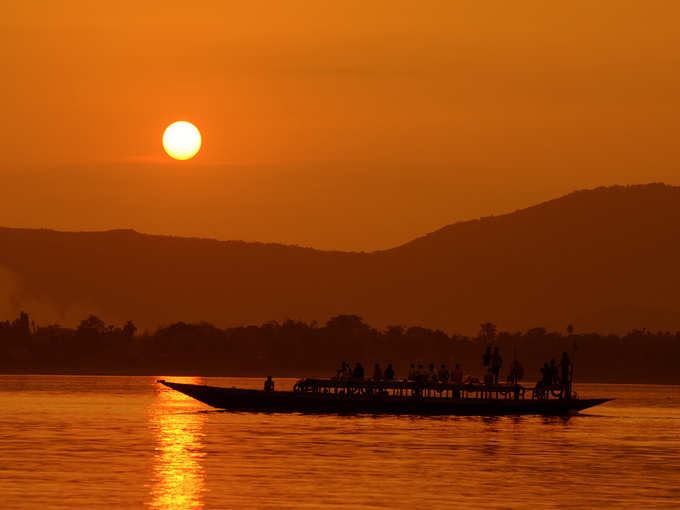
[158,378,611,416]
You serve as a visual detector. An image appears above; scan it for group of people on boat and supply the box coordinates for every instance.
[335,361,396,381]
[406,363,465,384]
[333,361,467,384]
[482,346,572,390]
[319,349,573,397]
[482,346,525,385]
[537,352,572,389]
[482,346,510,384]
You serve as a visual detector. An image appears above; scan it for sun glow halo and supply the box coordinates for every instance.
[162,121,202,160]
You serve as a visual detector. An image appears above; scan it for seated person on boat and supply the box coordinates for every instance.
[438,364,450,383]
[408,364,417,381]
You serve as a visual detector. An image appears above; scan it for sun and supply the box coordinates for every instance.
[162,121,202,160]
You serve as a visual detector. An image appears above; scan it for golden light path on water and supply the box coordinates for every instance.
[149,377,207,509]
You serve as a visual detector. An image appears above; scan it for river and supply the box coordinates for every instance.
[0,376,678,509]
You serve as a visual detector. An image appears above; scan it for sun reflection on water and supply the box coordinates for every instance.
[148,377,207,509]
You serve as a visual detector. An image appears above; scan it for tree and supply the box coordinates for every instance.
[325,315,368,332]
[11,312,31,337]
[78,315,106,335]
[479,322,497,343]
[527,327,547,338]
[385,325,405,336]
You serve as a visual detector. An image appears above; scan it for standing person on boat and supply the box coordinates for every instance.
[341,361,352,379]
[559,352,572,394]
[550,359,559,384]
[384,363,395,380]
[509,359,524,384]
[428,363,437,381]
[264,376,275,391]
[540,362,553,387]
[408,363,417,380]
[491,347,503,384]
[352,362,365,379]
[559,353,571,383]
[452,364,464,383]
[373,363,383,381]
[438,364,450,383]
[416,364,426,382]
[483,346,492,369]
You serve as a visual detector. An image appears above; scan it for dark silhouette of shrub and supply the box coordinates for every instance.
[0,311,678,383]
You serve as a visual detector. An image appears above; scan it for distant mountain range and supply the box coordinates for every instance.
[2,183,680,334]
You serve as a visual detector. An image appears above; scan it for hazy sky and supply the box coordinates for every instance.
[2,1,679,250]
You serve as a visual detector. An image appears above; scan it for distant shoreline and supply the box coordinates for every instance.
[1,370,678,386]
[4,310,680,386]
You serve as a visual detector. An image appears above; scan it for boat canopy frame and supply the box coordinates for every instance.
[293,378,570,400]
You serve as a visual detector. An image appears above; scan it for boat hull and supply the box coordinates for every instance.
[158,380,611,416]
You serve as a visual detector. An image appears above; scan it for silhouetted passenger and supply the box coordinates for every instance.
[416,364,425,382]
[509,359,524,384]
[384,363,395,380]
[428,363,437,381]
[483,346,492,368]
[452,364,464,383]
[352,362,365,379]
[540,362,552,386]
[491,347,503,384]
[264,376,275,391]
[438,364,450,383]
[559,352,571,386]
[408,363,417,381]
[342,362,352,379]
[336,361,348,379]
[373,363,383,381]
[550,359,558,383]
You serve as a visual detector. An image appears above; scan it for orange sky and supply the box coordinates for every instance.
[2,1,679,250]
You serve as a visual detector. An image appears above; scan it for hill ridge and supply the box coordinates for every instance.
[3,182,676,254]
[1,182,679,334]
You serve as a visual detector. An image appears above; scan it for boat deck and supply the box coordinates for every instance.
[158,379,611,415]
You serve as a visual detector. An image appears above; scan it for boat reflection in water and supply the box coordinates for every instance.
[148,376,207,509]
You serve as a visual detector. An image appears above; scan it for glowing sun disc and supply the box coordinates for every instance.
[162,121,202,160]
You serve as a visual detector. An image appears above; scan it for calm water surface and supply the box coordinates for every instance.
[0,376,678,509]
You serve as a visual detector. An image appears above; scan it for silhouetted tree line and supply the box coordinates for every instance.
[1,312,678,383]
